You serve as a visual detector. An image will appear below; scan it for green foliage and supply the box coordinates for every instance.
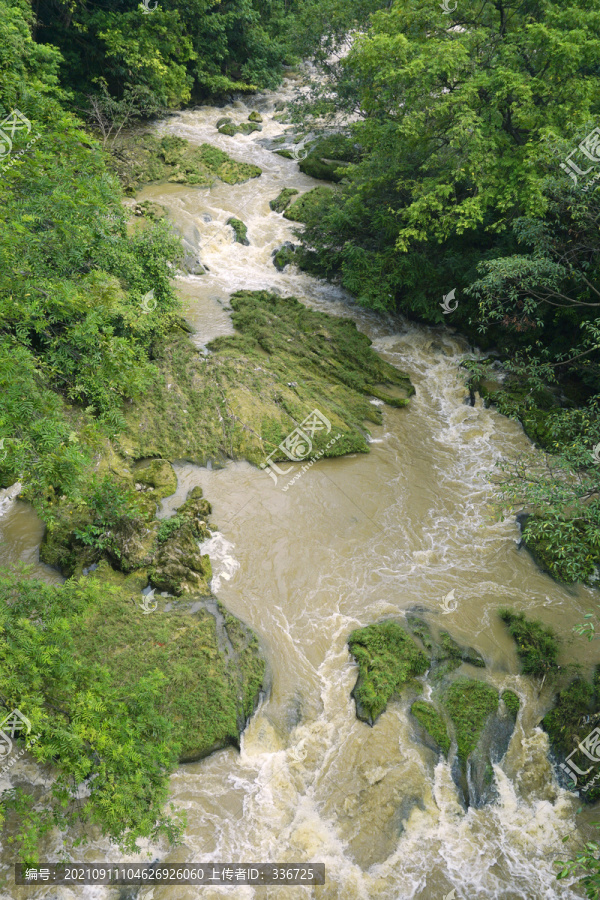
[411,700,450,755]
[0,569,183,863]
[32,0,308,113]
[0,566,264,863]
[0,0,184,504]
[556,826,600,898]
[348,622,429,724]
[270,188,299,213]
[72,476,141,558]
[227,217,249,245]
[442,679,499,764]
[293,0,600,319]
[298,134,358,183]
[542,677,598,756]
[498,610,562,681]
[501,690,520,718]
[157,514,185,543]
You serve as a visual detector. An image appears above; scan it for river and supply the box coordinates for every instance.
[1,70,599,900]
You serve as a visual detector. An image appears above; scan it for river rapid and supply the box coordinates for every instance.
[2,71,600,900]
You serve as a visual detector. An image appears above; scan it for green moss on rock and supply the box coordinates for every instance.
[147,487,213,596]
[298,134,359,183]
[120,290,414,467]
[272,243,297,271]
[227,217,249,245]
[248,111,263,123]
[348,622,429,724]
[442,678,499,766]
[405,617,485,681]
[109,133,262,194]
[501,690,520,718]
[133,458,177,499]
[270,188,299,213]
[411,700,450,754]
[217,120,262,137]
[284,186,336,224]
[70,577,265,761]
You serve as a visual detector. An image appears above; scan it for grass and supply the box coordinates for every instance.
[411,701,450,754]
[71,580,264,761]
[348,622,429,724]
[442,678,499,764]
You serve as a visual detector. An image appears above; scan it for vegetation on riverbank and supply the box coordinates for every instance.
[286,0,600,586]
[498,609,600,805]
[0,565,263,864]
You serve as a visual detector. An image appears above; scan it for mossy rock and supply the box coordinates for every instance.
[217,122,239,137]
[40,488,155,577]
[148,486,213,595]
[348,621,429,725]
[70,576,265,762]
[270,188,299,213]
[298,134,358,183]
[133,458,177,499]
[501,690,520,718]
[411,700,450,754]
[284,186,336,224]
[227,217,249,245]
[108,133,262,193]
[132,200,168,221]
[120,290,414,467]
[218,121,262,137]
[272,242,297,271]
[275,149,294,159]
[405,615,435,651]
[248,111,263,123]
[442,678,499,767]
[438,631,485,671]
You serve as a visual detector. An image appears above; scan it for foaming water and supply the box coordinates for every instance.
[1,72,596,899]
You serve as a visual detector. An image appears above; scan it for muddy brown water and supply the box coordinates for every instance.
[1,73,599,899]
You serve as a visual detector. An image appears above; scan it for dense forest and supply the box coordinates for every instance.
[2,0,600,893]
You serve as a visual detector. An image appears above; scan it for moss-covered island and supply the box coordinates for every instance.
[110,134,263,195]
[117,289,414,466]
[348,622,429,724]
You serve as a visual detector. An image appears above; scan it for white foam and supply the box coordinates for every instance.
[199,531,240,592]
